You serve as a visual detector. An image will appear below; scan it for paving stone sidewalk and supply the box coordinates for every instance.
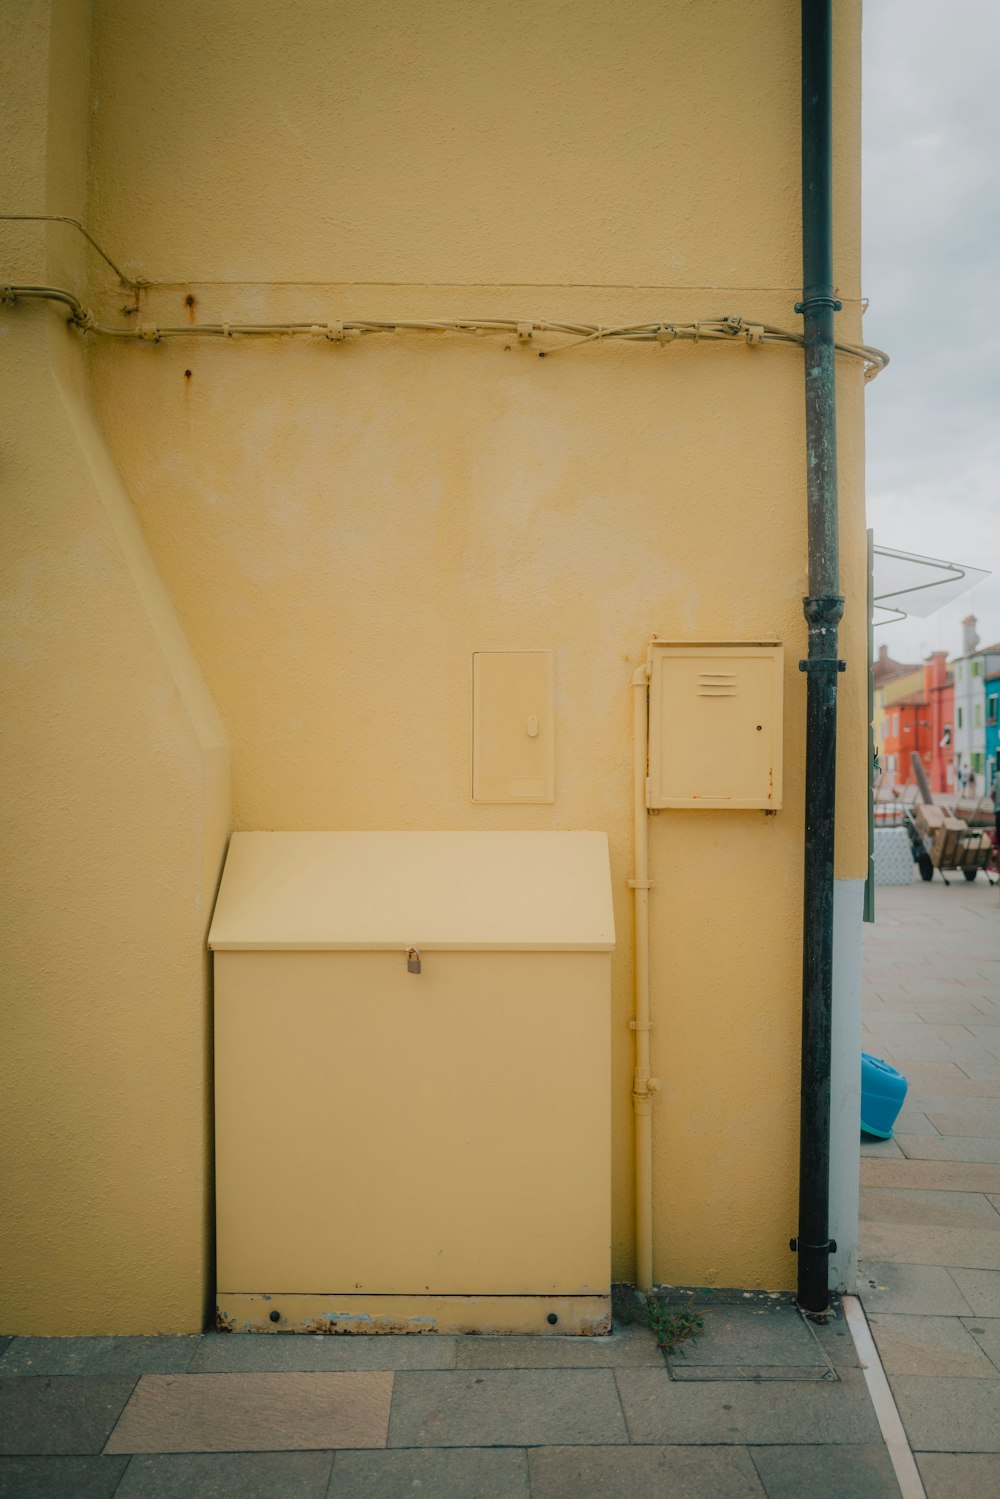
[860,872,1000,1499]
[0,1296,899,1498]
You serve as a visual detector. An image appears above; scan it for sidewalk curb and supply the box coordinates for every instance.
[842,1294,925,1499]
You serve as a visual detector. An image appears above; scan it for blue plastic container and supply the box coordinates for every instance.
[861,1052,908,1138]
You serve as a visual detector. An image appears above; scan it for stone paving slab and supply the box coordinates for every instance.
[859,1262,973,1316]
[331,1447,530,1497]
[860,1136,905,1159]
[105,1373,393,1454]
[859,1187,1000,1229]
[0,1455,128,1498]
[870,1036,988,1064]
[870,1108,939,1135]
[0,1345,9,1365]
[916,1452,1000,1498]
[454,1327,661,1368]
[958,1062,1000,1081]
[614,1368,880,1446]
[890,1374,1000,1452]
[961,1024,1000,1043]
[909,1091,1000,1115]
[949,1269,1000,1316]
[962,1317,1000,1372]
[190,1333,455,1373]
[862,1015,943,1032]
[387,1369,628,1448]
[927,1109,1000,1137]
[916,1087,1000,1112]
[747,1444,901,1499]
[0,1376,136,1455]
[0,1338,201,1378]
[527,1444,766,1498]
[861,1221,1000,1270]
[918,1012,1000,1029]
[861,1160,1000,1193]
[115,1450,335,1497]
[894,1134,1000,1163]
[866,1313,997,1378]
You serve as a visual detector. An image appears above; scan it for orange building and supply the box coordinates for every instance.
[880,694,933,788]
[924,651,955,794]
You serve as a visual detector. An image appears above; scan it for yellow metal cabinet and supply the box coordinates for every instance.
[209,831,614,1335]
[647,642,783,810]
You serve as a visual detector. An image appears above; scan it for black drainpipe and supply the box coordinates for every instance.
[793,0,844,1315]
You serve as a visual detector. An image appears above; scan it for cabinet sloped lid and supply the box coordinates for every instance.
[208,831,615,952]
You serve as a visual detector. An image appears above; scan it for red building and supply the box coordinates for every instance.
[881,691,934,788]
[923,651,954,794]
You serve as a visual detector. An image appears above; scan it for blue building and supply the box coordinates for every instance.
[986,669,1000,791]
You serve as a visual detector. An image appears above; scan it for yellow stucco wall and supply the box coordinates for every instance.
[0,0,231,1334]
[3,0,868,1318]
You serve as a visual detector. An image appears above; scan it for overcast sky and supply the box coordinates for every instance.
[862,0,1000,661]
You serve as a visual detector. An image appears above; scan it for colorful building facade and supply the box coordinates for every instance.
[952,628,1000,796]
[924,652,955,795]
[985,669,1000,791]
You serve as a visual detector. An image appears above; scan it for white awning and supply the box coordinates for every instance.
[873,545,990,627]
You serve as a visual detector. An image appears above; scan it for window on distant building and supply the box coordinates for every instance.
[941,723,952,746]
[892,712,899,736]
[958,707,964,729]
[972,660,982,677]
[975,704,983,728]
[988,694,999,726]
[971,752,984,774]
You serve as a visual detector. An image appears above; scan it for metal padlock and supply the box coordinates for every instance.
[406,947,422,975]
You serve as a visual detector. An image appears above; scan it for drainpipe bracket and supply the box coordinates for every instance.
[789,1238,838,1254]
[798,659,846,673]
[794,297,842,314]
[632,1081,660,1102]
[628,878,654,889]
[628,1020,653,1032]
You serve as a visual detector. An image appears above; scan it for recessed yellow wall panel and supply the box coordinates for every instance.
[648,643,783,810]
[473,651,555,804]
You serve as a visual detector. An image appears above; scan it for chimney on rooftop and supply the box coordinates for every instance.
[924,650,948,690]
[962,615,980,655]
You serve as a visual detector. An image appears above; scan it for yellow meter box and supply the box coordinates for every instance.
[209,831,614,1335]
[647,641,783,810]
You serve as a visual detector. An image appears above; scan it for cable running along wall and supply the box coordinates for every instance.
[0,218,888,378]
